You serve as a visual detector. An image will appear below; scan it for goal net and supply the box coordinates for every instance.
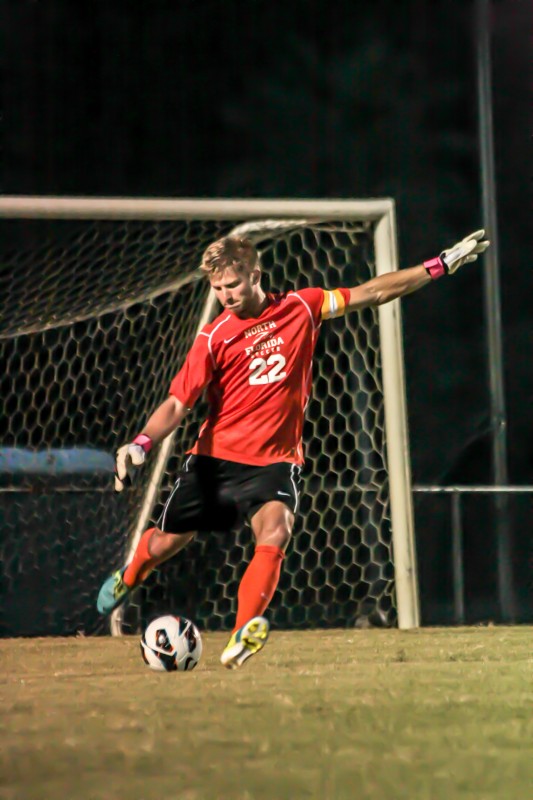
[0,197,418,637]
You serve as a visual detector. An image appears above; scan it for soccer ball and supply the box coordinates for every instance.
[140,615,202,672]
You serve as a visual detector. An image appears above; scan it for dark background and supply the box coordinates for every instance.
[3,0,532,622]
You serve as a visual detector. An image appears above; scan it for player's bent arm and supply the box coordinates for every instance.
[114,396,188,492]
[141,396,189,446]
[345,265,430,312]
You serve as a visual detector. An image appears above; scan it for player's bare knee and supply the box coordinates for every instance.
[255,524,292,550]
[149,529,195,558]
[252,502,294,550]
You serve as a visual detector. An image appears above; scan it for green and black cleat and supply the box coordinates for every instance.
[96,568,131,615]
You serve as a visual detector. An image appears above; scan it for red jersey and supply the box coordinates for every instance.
[169,287,350,466]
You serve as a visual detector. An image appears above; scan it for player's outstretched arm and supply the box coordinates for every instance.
[344,230,490,312]
[114,396,188,492]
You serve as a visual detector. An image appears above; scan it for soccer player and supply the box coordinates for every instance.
[97,230,489,668]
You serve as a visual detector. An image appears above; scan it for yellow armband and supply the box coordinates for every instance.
[320,289,347,320]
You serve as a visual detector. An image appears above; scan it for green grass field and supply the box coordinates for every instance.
[1,627,531,800]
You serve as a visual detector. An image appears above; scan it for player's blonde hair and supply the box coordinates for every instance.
[200,236,258,277]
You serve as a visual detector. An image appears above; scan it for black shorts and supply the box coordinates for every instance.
[158,455,302,534]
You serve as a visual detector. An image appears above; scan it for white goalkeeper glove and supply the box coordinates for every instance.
[114,434,153,492]
[424,230,490,279]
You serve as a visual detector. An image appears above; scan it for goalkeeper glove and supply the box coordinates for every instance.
[115,433,153,492]
[424,229,490,279]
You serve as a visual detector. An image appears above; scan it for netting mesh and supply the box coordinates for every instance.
[0,214,395,637]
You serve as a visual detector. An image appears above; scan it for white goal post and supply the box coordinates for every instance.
[0,196,419,631]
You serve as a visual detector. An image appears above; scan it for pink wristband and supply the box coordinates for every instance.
[424,256,446,280]
[132,433,153,453]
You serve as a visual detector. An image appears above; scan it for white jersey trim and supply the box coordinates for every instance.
[286,291,317,332]
[206,314,232,369]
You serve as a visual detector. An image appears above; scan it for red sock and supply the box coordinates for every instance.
[123,528,160,587]
[233,545,285,631]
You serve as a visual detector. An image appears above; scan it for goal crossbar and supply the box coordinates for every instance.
[0,196,394,221]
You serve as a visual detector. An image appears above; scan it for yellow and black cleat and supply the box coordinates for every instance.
[220,616,270,669]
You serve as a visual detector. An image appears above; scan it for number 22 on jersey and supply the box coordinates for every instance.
[249,354,287,385]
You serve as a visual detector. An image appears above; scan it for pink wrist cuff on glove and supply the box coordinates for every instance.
[424,256,446,280]
[133,433,153,453]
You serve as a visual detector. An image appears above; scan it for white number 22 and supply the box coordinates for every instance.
[249,354,287,385]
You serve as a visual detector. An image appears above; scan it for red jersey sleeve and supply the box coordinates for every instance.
[169,331,214,408]
[295,286,351,325]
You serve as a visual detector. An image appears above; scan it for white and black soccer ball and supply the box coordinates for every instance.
[140,615,202,672]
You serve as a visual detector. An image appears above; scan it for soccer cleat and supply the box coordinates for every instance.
[220,616,270,669]
[96,568,131,615]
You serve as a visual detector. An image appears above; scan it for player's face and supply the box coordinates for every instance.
[209,267,262,317]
